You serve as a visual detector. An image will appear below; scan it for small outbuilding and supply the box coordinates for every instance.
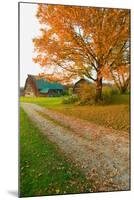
[73,78,92,94]
[24,75,65,97]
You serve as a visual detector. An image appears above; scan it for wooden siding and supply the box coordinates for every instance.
[73,79,90,94]
[24,75,64,97]
[24,76,39,97]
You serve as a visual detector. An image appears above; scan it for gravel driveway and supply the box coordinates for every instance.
[21,102,130,192]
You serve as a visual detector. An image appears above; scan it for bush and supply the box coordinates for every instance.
[62,94,79,104]
[102,87,112,104]
[77,98,95,105]
[102,86,121,104]
[102,93,112,104]
[111,88,119,95]
[68,88,73,96]
[78,84,96,102]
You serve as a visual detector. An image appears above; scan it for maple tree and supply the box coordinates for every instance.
[111,64,130,93]
[33,5,130,101]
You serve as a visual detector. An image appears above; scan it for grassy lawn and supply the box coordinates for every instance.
[20,108,92,197]
[20,96,63,109]
[20,94,130,132]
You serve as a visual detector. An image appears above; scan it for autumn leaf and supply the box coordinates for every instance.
[33,5,130,100]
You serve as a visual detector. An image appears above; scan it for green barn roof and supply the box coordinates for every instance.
[29,75,64,94]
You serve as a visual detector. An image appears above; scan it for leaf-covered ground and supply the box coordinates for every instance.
[20,108,92,197]
[55,104,129,132]
[20,94,130,132]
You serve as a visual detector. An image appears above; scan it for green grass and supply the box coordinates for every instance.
[20,108,92,197]
[20,96,63,109]
[20,94,130,132]
[20,94,129,106]
[110,94,130,105]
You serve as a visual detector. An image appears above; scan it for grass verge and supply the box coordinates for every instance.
[20,108,92,197]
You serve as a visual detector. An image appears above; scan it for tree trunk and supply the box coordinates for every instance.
[95,77,103,102]
[120,77,130,94]
[120,86,128,94]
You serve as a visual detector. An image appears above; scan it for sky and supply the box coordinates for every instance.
[19,3,113,87]
[20,3,44,87]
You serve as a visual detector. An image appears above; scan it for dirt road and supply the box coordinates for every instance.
[21,102,130,192]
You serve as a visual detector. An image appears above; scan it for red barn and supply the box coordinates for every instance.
[24,75,65,97]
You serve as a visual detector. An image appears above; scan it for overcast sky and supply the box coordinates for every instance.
[20,3,44,87]
[19,3,113,87]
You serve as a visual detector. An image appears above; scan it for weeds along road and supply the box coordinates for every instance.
[21,102,130,192]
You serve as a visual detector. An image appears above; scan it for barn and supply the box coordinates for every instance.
[24,75,65,97]
[73,78,92,94]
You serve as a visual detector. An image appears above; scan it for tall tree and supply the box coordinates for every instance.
[110,41,130,93]
[33,5,130,101]
[111,64,130,93]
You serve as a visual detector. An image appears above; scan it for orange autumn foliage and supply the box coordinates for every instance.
[111,64,130,93]
[33,5,130,99]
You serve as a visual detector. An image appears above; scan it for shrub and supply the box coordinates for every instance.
[62,94,79,104]
[102,87,112,104]
[68,88,73,96]
[102,93,112,104]
[78,83,96,102]
[111,88,119,95]
[102,86,112,94]
[103,85,119,95]
[77,98,95,105]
